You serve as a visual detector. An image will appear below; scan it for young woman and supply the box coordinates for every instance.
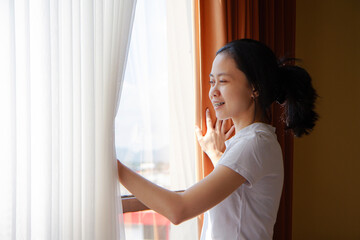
[117,38,318,239]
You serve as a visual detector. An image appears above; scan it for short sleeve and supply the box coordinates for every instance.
[217,133,268,187]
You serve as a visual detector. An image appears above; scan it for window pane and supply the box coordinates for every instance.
[124,211,171,240]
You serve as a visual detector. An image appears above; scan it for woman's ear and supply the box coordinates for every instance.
[252,88,259,99]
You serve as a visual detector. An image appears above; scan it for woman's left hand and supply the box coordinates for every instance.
[195,109,235,165]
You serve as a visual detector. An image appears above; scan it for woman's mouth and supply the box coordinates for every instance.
[214,102,225,107]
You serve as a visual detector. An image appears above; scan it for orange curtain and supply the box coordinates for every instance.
[194,0,295,239]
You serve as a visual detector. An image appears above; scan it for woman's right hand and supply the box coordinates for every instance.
[195,109,235,165]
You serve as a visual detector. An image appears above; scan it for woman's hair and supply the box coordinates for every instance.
[216,38,318,137]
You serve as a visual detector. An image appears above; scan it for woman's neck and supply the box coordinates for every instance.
[232,118,263,133]
[232,104,267,133]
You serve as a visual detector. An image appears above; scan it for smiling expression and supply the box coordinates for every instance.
[209,53,257,124]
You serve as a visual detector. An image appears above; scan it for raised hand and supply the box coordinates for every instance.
[195,109,235,165]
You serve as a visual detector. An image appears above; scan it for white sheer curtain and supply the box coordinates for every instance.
[0,0,136,239]
[115,0,197,239]
[167,0,197,239]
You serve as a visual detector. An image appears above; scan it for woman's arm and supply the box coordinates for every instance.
[118,110,240,225]
[118,161,245,225]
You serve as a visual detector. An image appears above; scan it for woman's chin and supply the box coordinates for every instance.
[215,112,228,121]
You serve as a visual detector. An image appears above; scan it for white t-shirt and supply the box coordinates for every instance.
[200,122,284,240]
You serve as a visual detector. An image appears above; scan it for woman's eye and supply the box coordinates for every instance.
[209,79,226,86]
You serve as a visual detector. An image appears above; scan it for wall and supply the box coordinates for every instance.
[293,0,360,239]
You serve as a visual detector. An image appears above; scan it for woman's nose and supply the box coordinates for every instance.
[209,87,220,99]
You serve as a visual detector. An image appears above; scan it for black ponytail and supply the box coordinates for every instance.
[217,39,318,137]
[277,62,319,137]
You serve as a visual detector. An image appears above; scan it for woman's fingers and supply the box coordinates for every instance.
[221,119,233,136]
[225,125,235,139]
[215,119,221,132]
[195,126,203,141]
[205,109,213,130]
[221,119,227,133]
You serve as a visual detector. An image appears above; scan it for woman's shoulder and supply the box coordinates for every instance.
[222,123,282,168]
[218,123,282,185]
[226,123,278,149]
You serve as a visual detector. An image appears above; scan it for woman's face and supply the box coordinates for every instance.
[209,53,255,122]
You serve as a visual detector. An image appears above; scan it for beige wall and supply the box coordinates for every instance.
[294,0,360,239]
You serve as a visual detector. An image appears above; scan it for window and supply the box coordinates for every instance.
[115,0,197,239]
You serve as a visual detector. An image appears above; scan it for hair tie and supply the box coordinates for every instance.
[275,92,286,104]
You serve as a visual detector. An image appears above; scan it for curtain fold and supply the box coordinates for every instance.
[259,1,296,239]
[0,1,136,239]
[115,0,197,238]
[167,0,197,238]
[194,0,295,239]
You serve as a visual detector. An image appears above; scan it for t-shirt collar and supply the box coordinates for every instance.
[225,122,276,147]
